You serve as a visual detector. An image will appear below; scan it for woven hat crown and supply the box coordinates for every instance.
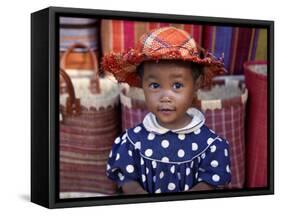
[136,27,199,59]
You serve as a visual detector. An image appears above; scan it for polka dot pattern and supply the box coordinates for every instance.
[177,172,181,180]
[190,161,194,168]
[161,157,170,162]
[226,165,231,173]
[211,160,219,167]
[142,174,146,182]
[192,142,198,151]
[135,141,141,150]
[224,149,228,157]
[114,137,121,144]
[133,126,142,133]
[210,145,216,153]
[122,133,127,140]
[106,124,231,193]
[186,167,191,176]
[207,137,214,145]
[140,157,144,165]
[212,174,220,182]
[148,133,155,140]
[155,188,161,193]
[145,149,153,157]
[177,149,185,158]
[161,140,169,148]
[168,183,176,191]
[178,134,185,140]
[126,165,134,173]
[118,173,124,181]
[160,171,164,179]
[170,165,175,173]
[152,160,157,169]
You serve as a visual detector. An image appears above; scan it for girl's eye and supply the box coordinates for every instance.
[173,82,183,89]
[149,82,160,89]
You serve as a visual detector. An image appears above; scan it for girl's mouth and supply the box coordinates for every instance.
[158,108,176,115]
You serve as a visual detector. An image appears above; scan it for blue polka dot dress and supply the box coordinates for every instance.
[106,108,231,194]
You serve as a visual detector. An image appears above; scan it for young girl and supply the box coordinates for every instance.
[102,27,231,194]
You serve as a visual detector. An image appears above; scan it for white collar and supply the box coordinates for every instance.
[142,107,205,135]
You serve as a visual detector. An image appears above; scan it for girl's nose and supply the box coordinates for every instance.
[160,95,172,103]
[160,92,172,103]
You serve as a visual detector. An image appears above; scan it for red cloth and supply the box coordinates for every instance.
[244,61,268,188]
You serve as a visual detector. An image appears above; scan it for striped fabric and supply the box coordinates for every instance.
[202,26,267,75]
[59,17,100,52]
[101,19,203,54]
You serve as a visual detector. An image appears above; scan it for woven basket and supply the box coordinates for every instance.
[60,43,100,95]
[120,77,248,189]
[194,77,248,189]
[59,67,120,196]
[244,61,268,188]
[119,83,148,131]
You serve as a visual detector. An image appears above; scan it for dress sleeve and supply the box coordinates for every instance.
[106,131,140,187]
[197,137,231,187]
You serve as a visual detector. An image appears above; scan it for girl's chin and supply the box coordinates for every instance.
[155,116,177,127]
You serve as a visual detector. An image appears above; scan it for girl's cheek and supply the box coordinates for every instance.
[145,93,158,107]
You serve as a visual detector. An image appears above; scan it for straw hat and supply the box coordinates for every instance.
[102,26,225,87]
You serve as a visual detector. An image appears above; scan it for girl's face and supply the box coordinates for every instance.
[142,62,199,130]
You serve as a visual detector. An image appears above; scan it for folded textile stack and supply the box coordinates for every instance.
[202,26,267,75]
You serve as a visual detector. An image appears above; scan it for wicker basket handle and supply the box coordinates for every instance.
[60,43,101,94]
[60,68,81,116]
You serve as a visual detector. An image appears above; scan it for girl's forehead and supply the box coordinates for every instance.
[143,63,193,79]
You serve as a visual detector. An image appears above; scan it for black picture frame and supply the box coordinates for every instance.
[31,6,274,209]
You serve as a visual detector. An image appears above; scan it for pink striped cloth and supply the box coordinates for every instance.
[101,20,203,54]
